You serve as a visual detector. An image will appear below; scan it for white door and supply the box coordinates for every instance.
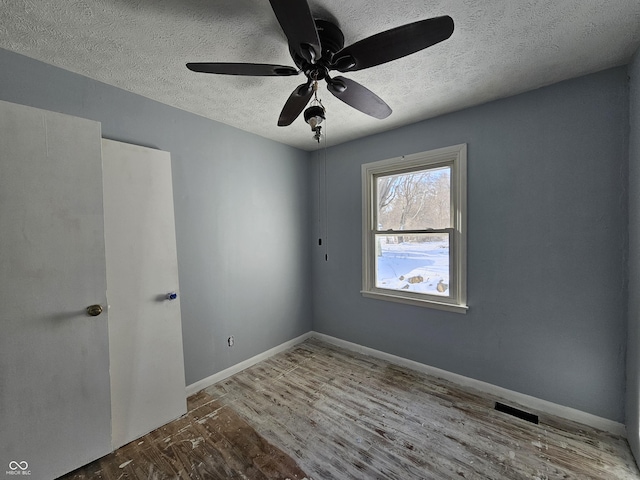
[0,101,112,479]
[102,139,187,449]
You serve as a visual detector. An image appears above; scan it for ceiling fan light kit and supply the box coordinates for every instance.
[303,80,326,143]
[304,105,325,130]
[186,0,454,136]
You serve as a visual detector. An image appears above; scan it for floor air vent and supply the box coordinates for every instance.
[494,402,539,424]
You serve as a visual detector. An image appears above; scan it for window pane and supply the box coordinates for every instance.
[375,233,450,296]
[376,166,451,230]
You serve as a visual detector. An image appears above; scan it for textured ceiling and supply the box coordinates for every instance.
[1,0,640,151]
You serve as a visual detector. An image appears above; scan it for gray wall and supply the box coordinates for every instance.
[0,47,633,425]
[0,48,312,386]
[311,67,629,422]
[627,48,640,458]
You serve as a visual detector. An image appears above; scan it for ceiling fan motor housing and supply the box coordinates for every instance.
[290,19,346,78]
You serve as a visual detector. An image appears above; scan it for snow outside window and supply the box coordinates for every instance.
[361,144,467,313]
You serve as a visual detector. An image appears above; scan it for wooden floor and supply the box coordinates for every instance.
[62,338,640,479]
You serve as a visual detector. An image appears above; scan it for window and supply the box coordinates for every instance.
[361,144,467,312]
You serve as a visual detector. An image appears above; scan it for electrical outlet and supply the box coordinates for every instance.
[227,336,234,347]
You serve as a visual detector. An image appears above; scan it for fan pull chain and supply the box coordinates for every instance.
[323,118,329,262]
[315,116,329,262]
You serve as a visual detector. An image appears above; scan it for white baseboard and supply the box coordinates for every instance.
[185,332,314,396]
[185,330,625,437]
[311,332,626,437]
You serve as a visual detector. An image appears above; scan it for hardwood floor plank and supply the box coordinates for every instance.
[60,338,639,479]
[205,338,639,479]
[59,398,310,479]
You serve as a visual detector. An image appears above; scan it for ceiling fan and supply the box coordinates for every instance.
[186,1,454,127]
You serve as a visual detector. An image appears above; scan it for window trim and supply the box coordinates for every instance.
[361,144,468,313]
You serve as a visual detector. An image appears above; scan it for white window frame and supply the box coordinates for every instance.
[361,144,468,313]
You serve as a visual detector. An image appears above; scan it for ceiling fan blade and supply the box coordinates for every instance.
[186,62,299,76]
[278,82,314,126]
[327,76,391,119]
[269,0,321,63]
[331,16,454,72]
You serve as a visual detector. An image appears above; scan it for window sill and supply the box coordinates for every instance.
[361,290,468,314]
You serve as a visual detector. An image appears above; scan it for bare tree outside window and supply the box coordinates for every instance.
[377,167,450,232]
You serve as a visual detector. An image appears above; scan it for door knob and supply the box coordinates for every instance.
[86,304,103,317]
